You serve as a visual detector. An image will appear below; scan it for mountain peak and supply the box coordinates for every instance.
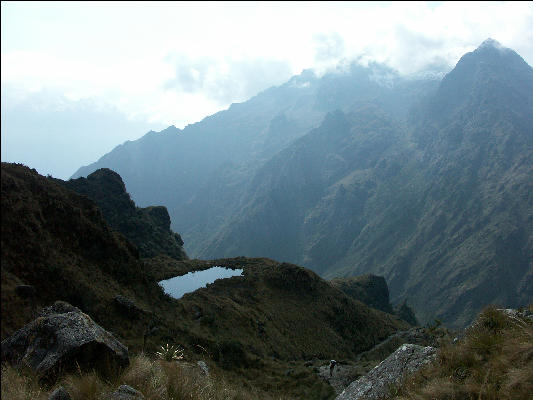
[478,38,503,49]
[474,38,513,56]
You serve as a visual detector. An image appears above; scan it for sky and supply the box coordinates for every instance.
[2,1,533,179]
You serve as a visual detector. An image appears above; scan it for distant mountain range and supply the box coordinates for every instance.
[72,39,533,328]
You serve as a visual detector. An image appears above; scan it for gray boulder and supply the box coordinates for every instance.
[1,301,129,379]
[336,344,436,400]
[107,385,145,399]
[48,386,71,400]
[197,360,209,375]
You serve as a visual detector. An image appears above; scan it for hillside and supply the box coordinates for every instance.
[1,162,408,398]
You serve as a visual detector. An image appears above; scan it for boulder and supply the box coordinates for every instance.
[48,386,71,400]
[107,385,144,399]
[1,301,129,380]
[197,360,209,375]
[336,344,436,400]
[114,295,145,317]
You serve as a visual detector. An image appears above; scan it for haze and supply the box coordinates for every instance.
[2,1,533,179]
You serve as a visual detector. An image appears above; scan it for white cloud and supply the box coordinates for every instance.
[3,2,533,125]
[1,1,533,176]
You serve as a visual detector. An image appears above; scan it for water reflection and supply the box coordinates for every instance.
[159,266,243,299]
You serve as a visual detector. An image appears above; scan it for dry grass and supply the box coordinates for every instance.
[393,305,533,400]
[1,364,47,400]
[1,353,294,400]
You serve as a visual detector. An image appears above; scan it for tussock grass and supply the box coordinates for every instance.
[393,305,533,400]
[1,364,46,400]
[1,353,293,400]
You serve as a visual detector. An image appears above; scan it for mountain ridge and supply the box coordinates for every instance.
[68,39,532,328]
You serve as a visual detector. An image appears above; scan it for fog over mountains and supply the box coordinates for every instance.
[72,39,533,328]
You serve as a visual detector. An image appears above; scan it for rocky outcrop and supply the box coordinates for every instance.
[336,344,436,400]
[60,168,187,261]
[114,295,147,317]
[330,275,394,314]
[394,300,419,326]
[1,301,129,380]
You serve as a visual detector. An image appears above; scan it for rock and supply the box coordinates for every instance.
[38,301,79,317]
[114,295,144,317]
[1,301,129,380]
[500,308,533,321]
[197,360,209,375]
[107,385,144,399]
[48,386,71,400]
[336,344,436,400]
[304,360,314,367]
[318,362,364,395]
[394,300,419,326]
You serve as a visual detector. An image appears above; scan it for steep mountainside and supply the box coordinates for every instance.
[330,275,394,315]
[1,162,147,339]
[71,64,439,258]
[69,40,532,329]
[197,40,533,328]
[58,168,187,260]
[1,162,408,398]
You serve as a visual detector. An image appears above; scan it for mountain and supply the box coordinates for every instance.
[200,39,533,328]
[57,168,187,260]
[70,39,533,328]
[71,63,439,257]
[1,162,408,398]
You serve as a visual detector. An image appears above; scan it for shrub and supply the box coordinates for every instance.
[156,343,185,362]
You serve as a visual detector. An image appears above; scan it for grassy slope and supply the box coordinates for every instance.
[1,162,407,398]
[394,305,533,400]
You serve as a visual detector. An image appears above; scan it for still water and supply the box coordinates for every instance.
[159,266,243,299]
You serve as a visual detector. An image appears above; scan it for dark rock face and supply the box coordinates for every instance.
[394,300,419,326]
[336,344,436,400]
[331,275,394,314]
[114,295,146,317]
[60,168,187,261]
[1,301,129,380]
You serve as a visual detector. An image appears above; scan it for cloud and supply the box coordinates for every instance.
[164,54,293,104]
[1,85,165,179]
[313,32,346,62]
[2,1,533,143]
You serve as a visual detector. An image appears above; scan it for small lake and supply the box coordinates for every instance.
[159,266,243,299]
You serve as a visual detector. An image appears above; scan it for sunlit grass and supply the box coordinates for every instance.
[393,305,533,400]
[1,353,294,400]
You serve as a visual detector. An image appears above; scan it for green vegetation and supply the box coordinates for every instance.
[1,162,406,399]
